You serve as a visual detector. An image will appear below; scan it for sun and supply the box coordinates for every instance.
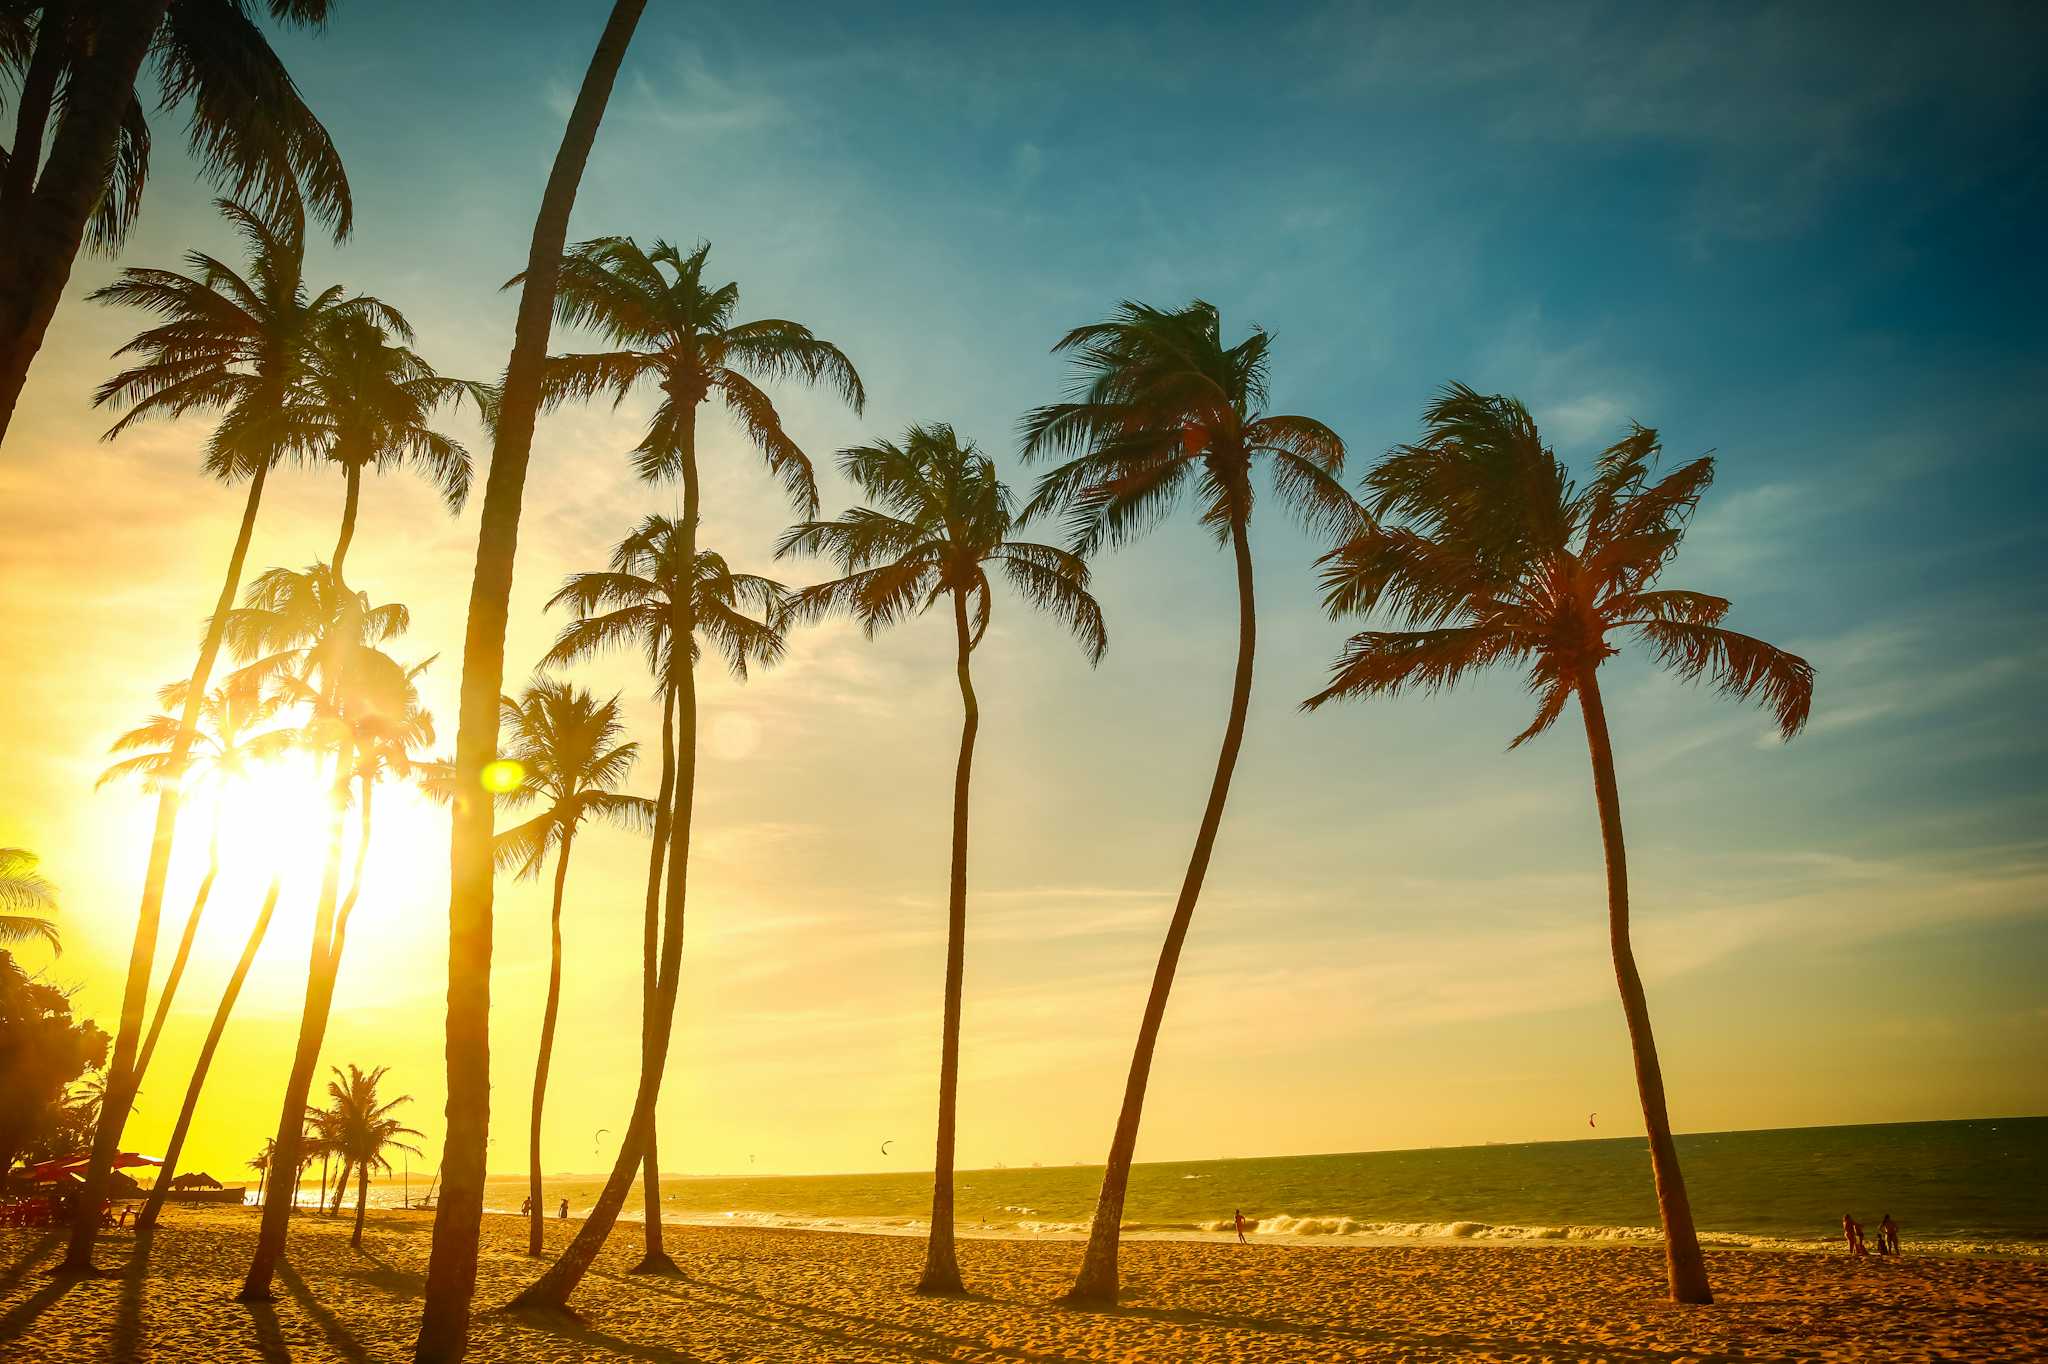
[213,753,336,880]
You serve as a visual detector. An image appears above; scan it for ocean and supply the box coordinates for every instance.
[354,1116,2046,1255]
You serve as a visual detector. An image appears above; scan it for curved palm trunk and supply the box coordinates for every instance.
[330,1160,351,1217]
[1064,518,1257,1308]
[332,465,363,585]
[255,1166,266,1208]
[417,7,645,1356]
[526,829,574,1257]
[352,1162,370,1248]
[62,462,270,1272]
[917,591,979,1295]
[238,740,355,1300]
[509,396,701,1313]
[133,826,222,1084]
[1,3,68,226]
[137,874,283,1231]
[0,0,170,450]
[633,690,676,1272]
[1576,667,1712,1304]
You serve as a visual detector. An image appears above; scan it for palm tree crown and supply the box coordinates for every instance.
[0,847,59,953]
[531,236,864,509]
[493,680,656,879]
[779,423,1106,661]
[1020,299,1353,551]
[324,1064,421,1170]
[97,672,292,794]
[1303,383,1814,738]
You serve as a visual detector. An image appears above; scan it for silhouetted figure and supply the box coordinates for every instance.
[558,1197,569,1221]
[1234,1209,1249,1244]
[520,1196,531,1217]
[1843,1212,1866,1256]
[1879,1213,1900,1256]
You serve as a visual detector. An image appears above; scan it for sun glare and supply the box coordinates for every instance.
[214,754,333,877]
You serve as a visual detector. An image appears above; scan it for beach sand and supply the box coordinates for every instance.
[3,1206,2044,1362]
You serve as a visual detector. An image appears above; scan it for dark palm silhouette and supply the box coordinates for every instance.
[1020,299,1351,1306]
[0,848,59,953]
[422,9,646,1354]
[493,679,654,1256]
[0,1,352,447]
[62,198,395,1272]
[320,1064,422,1248]
[512,234,859,1303]
[779,424,1105,1293]
[1303,383,1815,1304]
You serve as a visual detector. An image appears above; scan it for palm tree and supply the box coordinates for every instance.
[421,9,646,1356]
[62,199,399,1273]
[1303,383,1815,1303]
[0,0,352,447]
[220,563,421,1299]
[1020,299,1352,1306]
[492,679,654,1257]
[320,1064,422,1248]
[511,237,860,1301]
[778,424,1105,1292]
[249,1138,274,1207]
[97,674,290,1084]
[0,848,59,953]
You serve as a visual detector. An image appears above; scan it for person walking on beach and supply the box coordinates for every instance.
[1234,1209,1249,1244]
[1879,1212,1900,1255]
[1843,1212,1866,1255]
[558,1197,569,1221]
[520,1195,532,1217]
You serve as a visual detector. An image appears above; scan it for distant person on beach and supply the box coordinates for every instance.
[1879,1213,1900,1255]
[520,1196,531,1217]
[558,1197,569,1221]
[1843,1212,1866,1255]
[1234,1209,1249,1244]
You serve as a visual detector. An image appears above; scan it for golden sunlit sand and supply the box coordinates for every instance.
[4,1207,2043,1362]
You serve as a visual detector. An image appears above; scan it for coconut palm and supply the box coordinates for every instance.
[248,1137,274,1207]
[97,674,290,1084]
[777,424,1105,1293]
[0,848,59,953]
[422,10,646,1354]
[60,199,394,1272]
[1020,299,1352,1306]
[1303,383,1815,1303]
[320,1064,422,1247]
[219,562,420,1299]
[0,1,352,447]
[511,237,859,1300]
[491,678,654,1256]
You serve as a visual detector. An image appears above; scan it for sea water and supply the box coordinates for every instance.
[372,1116,2047,1254]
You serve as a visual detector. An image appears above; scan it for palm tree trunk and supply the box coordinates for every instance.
[239,739,355,1300]
[634,687,676,1273]
[62,461,270,1272]
[509,389,699,1313]
[133,825,221,1085]
[331,1160,352,1216]
[1575,666,1712,1304]
[255,1166,266,1208]
[917,590,980,1296]
[527,829,574,1258]
[331,779,374,963]
[1064,516,1257,1308]
[352,1162,369,1248]
[332,464,362,585]
[416,7,645,1357]
[0,2,67,214]
[320,1152,332,1217]
[0,0,169,451]
[136,875,282,1231]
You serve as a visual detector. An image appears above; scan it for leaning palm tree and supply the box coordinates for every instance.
[1303,383,1815,1304]
[420,11,646,1355]
[97,673,290,1084]
[60,199,396,1273]
[249,1138,275,1207]
[0,848,59,953]
[1020,299,1353,1306]
[492,679,654,1256]
[323,1064,422,1248]
[0,0,352,448]
[778,424,1105,1293]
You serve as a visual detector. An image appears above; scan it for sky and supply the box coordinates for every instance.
[1,0,2044,1191]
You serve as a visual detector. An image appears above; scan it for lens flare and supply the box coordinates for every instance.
[480,759,524,793]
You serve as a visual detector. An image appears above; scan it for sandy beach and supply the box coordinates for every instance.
[1,1206,2042,1362]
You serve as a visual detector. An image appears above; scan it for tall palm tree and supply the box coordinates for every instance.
[62,198,400,1273]
[248,1137,274,1207]
[97,674,290,1084]
[219,562,420,1299]
[1303,383,1815,1304]
[512,236,861,1299]
[492,679,654,1256]
[778,424,1105,1293]
[0,848,59,953]
[421,9,646,1356]
[321,1064,422,1248]
[0,1,352,447]
[1020,299,1352,1306]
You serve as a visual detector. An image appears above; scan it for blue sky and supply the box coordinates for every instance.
[2,1,2043,1177]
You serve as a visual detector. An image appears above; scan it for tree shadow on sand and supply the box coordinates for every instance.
[278,1260,374,1364]
[111,1227,154,1360]
[0,1230,63,1300]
